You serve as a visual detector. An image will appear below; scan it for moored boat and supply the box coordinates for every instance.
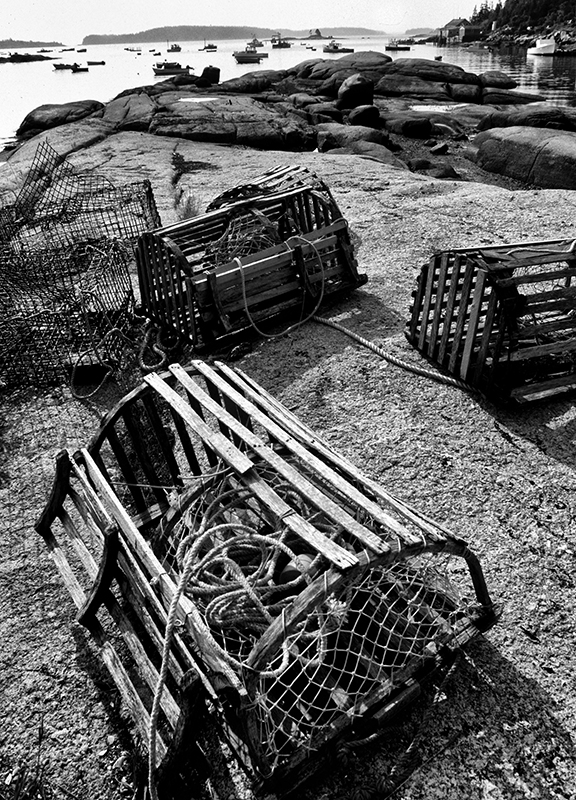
[527,37,556,56]
[385,38,411,51]
[153,61,191,76]
[322,40,354,54]
[271,33,292,48]
[87,60,106,65]
[53,63,74,70]
[233,44,263,64]
[199,41,217,51]
[168,43,182,52]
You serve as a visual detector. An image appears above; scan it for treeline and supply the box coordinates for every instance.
[470,0,576,32]
[0,38,62,48]
[82,25,383,45]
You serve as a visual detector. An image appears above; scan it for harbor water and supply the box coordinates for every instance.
[2,35,576,148]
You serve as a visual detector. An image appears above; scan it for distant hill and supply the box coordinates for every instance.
[404,28,435,36]
[0,38,63,49]
[82,25,385,45]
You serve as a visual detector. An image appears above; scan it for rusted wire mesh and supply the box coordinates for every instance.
[151,459,478,773]
[0,240,135,390]
[2,140,160,252]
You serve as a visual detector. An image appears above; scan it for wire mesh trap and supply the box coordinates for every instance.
[0,240,135,389]
[0,140,161,252]
[36,361,497,798]
[406,238,576,402]
[136,165,367,350]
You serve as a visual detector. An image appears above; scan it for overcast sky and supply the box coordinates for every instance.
[4,1,480,44]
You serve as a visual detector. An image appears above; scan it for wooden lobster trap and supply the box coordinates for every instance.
[37,361,497,798]
[407,238,576,402]
[136,165,366,350]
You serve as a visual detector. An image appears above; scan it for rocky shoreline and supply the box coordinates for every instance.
[3,50,576,800]
[6,49,576,195]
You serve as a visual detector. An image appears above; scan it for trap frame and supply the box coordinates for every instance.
[0,240,135,389]
[37,361,497,798]
[407,238,576,402]
[136,165,367,350]
[1,140,161,252]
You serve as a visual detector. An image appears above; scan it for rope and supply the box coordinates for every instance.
[147,490,316,799]
[312,315,471,391]
[236,230,330,340]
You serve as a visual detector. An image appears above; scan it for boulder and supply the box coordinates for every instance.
[101,93,156,131]
[481,87,547,104]
[377,58,481,85]
[347,105,381,128]
[449,83,483,103]
[316,122,393,152]
[381,114,433,139]
[148,95,316,150]
[287,92,320,108]
[478,70,517,89]
[477,105,576,132]
[337,73,374,108]
[308,102,343,122]
[375,74,451,100]
[303,51,392,82]
[327,140,407,168]
[16,99,104,136]
[468,125,576,188]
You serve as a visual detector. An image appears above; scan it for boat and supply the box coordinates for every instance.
[124,47,141,52]
[76,48,87,53]
[271,33,292,48]
[322,40,354,54]
[199,41,217,51]
[385,38,411,51]
[153,61,191,75]
[53,63,74,70]
[87,60,106,65]
[168,43,182,52]
[248,36,264,47]
[37,48,52,53]
[527,37,556,56]
[71,63,89,72]
[233,44,263,64]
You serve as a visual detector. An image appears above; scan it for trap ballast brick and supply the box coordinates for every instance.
[37,361,497,798]
[407,238,576,402]
[136,165,367,349]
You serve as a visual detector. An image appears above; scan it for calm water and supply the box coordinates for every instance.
[2,35,576,148]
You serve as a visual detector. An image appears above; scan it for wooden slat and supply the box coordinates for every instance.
[437,253,464,365]
[216,362,447,545]
[459,269,488,381]
[78,448,246,691]
[417,255,439,351]
[170,363,388,554]
[447,260,476,374]
[145,372,358,569]
[427,252,451,359]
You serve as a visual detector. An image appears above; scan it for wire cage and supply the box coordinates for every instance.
[136,165,367,350]
[0,240,135,389]
[37,361,497,798]
[0,140,161,252]
[406,238,576,402]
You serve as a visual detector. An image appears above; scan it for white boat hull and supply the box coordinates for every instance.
[527,38,556,56]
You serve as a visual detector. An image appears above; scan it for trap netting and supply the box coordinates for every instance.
[154,458,482,774]
[0,239,135,389]
[1,140,160,252]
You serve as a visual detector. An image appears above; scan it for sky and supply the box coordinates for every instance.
[3,0,480,44]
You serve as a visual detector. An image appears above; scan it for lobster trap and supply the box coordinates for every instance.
[136,165,367,350]
[37,361,497,797]
[0,240,135,389]
[407,238,576,402]
[0,139,161,252]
